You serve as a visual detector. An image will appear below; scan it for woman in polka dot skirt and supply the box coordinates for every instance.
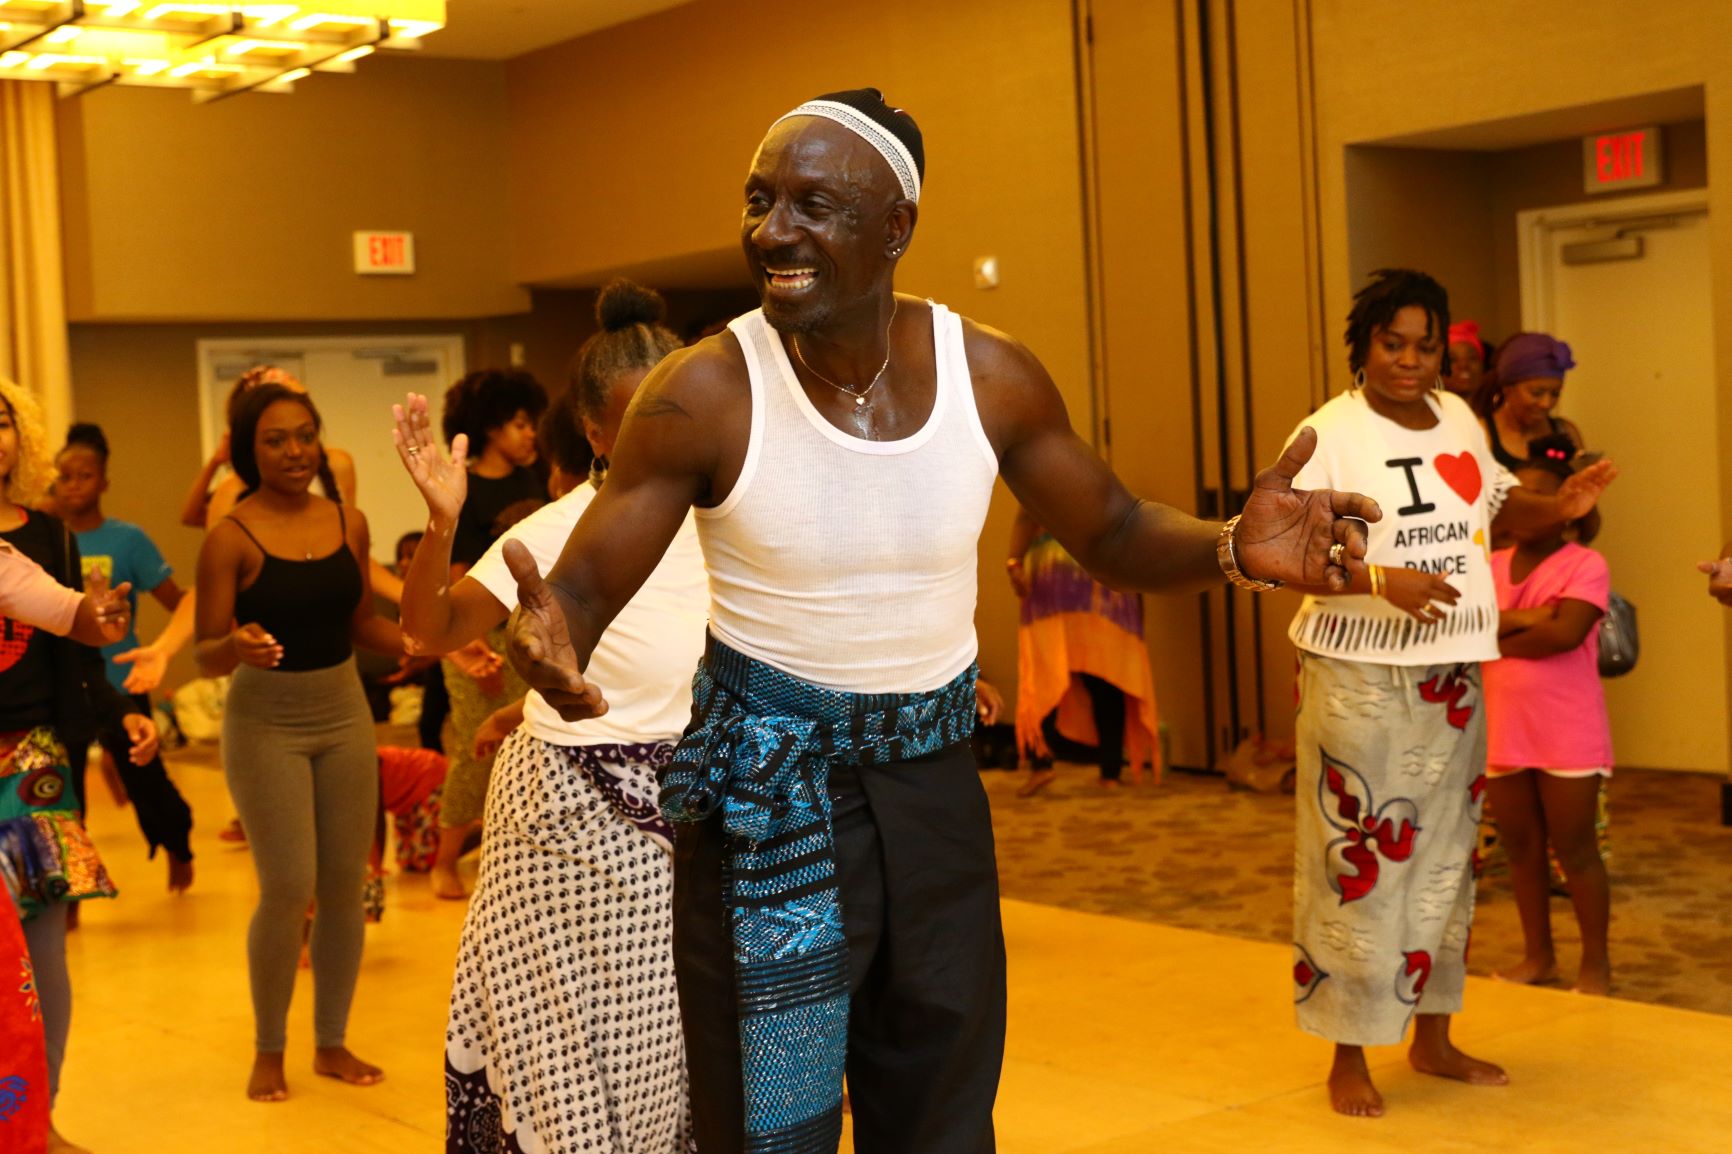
[392,282,707,1153]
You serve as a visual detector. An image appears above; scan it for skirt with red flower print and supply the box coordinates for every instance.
[0,726,117,920]
[1291,654,1485,1047]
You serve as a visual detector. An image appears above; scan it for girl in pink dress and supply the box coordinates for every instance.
[1484,434,1614,995]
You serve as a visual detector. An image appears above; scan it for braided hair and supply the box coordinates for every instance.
[569,280,683,426]
[61,422,111,470]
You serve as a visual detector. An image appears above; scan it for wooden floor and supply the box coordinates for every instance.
[55,756,1732,1153]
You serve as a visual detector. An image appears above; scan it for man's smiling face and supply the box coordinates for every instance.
[740,117,899,334]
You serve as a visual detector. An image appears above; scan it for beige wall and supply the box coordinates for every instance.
[1344,147,1497,331]
[505,0,1092,699]
[58,55,527,323]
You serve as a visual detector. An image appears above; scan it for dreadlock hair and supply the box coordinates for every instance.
[570,280,684,427]
[440,369,548,450]
[229,382,338,501]
[1343,268,1453,378]
[61,422,111,471]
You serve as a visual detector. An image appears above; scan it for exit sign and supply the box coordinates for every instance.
[353,231,416,275]
[1583,127,1662,194]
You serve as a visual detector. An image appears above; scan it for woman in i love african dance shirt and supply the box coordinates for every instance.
[1280,270,1615,1119]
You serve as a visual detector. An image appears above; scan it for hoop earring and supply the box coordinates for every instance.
[1434,375,1444,391]
[1353,369,1366,392]
[588,455,609,489]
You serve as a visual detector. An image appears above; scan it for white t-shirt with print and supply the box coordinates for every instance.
[1287,389,1514,667]
[469,484,710,747]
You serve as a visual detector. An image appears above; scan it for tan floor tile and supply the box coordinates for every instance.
[54,749,1732,1153]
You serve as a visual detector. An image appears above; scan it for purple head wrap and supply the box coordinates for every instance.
[1493,333,1575,385]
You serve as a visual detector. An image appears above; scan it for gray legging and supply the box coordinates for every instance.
[223,658,377,1053]
[22,900,70,1103]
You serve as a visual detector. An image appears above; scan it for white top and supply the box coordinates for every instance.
[697,304,999,693]
[1287,389,1514,666]
[469,484,709,747]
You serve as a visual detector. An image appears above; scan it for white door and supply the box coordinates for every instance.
[196,335,466,565]
[1521,191,1723,772]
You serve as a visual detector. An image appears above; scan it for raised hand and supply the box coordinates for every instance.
[501,540,607,722]
[1236,427,1382,591]
[391,392,469,523]
[113,646,168,693]
[448,638,506,698]
[81,565,133,645]
[1698,556,1732,606]
[1556,459,1618,523]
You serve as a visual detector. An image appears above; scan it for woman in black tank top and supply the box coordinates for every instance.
[194,384,403,1104]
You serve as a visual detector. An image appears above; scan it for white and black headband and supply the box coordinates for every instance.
[769,89,925,204]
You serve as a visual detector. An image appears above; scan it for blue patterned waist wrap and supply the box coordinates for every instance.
[660,634,979,1154]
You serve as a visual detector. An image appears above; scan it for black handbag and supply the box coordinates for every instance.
[1598,592,1638,678]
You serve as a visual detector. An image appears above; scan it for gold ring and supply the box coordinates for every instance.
[1328,542,1346,567]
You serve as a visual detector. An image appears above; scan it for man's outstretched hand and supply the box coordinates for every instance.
[1235,427,1381,591]
[502,540,608,722]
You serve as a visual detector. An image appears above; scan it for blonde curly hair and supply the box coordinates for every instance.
[0,377,57,508]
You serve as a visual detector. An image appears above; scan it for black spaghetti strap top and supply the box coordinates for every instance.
[229,507,363,672]
[1485,413,1565,471]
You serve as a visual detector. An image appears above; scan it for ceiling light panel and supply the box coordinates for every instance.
[0,1,442,98]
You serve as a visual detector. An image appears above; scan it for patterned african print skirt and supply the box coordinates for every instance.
[445,730,692,1154]
[0,727,116,920]
[1292,655,1484,1047]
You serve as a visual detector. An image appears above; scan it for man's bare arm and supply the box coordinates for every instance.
[538,341,738,666]
[971,321,1374,592]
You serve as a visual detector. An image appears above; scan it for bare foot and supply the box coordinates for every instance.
[247,1051,289,1102]
[168,855,194,894]
[314,1046,385,1087]
[430,863,469,900]
[1408,1038,1508,1085]
[1017,768,1058,798]
[1492,955,1557,985]
[1328,1045,1384,1117]
[1574,959,1612,997]
[218,818,248,845]
[48,1125,93,1154]
[1096,778,1123,789]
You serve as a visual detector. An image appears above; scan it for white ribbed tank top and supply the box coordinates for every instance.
[697,303,999,693]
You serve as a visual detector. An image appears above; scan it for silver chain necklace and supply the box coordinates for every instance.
[791,304,897,406]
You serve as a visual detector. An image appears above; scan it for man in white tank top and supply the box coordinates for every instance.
[502,89,1380,1154]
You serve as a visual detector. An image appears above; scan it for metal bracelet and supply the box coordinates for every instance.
[1216,514,1284,592]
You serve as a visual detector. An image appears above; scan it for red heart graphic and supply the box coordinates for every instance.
[1433,453,1481,505]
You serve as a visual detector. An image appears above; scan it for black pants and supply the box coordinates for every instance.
[674,741,1005,1154]
[418,663,449,753]
[68,692,194,861]
[1039,673,1126,780]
